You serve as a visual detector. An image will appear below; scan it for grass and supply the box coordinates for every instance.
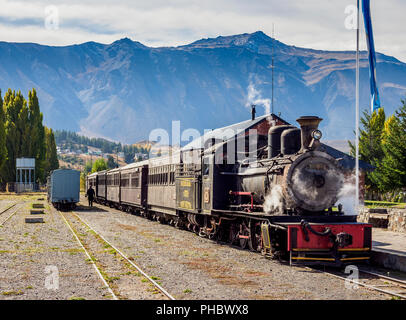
[69,296,86,300]
[2,290,23,296]
[64,248,82,255]
[106,276,120,283]
[365,200,406,209]
[183,289,192,294]
[107,248,117,255]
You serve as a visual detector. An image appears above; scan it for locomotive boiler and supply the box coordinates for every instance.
[238,116,344,215]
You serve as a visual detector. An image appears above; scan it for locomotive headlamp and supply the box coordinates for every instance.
[312,129,322,140]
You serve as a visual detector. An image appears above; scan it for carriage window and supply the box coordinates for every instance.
[121,174,129,187]
[202,162,210,176]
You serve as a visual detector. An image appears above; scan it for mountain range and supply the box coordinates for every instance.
[1,31,405,144]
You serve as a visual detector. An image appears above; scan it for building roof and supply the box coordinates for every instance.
[320,143,374,171]
[182,114,277,151]
[182,113,373,171]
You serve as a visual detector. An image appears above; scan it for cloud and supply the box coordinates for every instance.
[0,0,404,61]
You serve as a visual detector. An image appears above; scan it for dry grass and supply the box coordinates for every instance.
[182,258,259,288]
[117,224,137,231]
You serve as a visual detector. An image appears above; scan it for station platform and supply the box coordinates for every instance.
[371,228,406,272]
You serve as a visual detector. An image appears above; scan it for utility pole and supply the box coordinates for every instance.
[116,147,119,168]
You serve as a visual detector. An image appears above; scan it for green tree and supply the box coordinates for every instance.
[349,108,386,192]
[107,155,117,169]
[1,90,26,182]
[44,127,59,178]
[91,158,107,173]
[376,101,406,192]
[0,90,7,182]
[0,89,57,184]
[84,161,93,175]
[28,89,46,182]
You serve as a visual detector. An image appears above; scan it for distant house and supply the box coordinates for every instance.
[134,153,148,161]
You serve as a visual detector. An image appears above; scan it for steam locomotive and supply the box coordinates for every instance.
[87,115,371,266]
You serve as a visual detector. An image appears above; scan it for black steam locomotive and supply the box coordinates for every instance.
[87,115,371,266]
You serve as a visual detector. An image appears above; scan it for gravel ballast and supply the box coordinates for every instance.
[0,195,113,300]
[0,194,395,300]
[73,199,391,300]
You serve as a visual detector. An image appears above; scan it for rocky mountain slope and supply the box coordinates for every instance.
[1,31,405,143]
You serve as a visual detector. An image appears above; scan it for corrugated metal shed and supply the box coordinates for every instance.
[320,143,374,171]
[181,113,373,171]
[182,114,272,151]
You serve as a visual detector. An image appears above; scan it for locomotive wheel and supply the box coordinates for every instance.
[239,230,249,249]
[229,224,239,245]
[248,220,261,252]
[238,220,251,249]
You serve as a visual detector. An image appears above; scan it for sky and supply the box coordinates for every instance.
[0,0,405,62]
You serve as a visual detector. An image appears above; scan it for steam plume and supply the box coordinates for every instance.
[245,82,271,115]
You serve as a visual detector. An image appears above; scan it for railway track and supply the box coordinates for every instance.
[0,202,24,226]
[71,211,175,300]
[56,204,175,300]
[0,202,16,215]
[56,207,119,300]
[78,200,405,300]
[309,266,406,299]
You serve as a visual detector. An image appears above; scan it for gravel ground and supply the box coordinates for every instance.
[0,194,113,300]
[62,211,168,300]
[0,200,16,213]
[74,198,392,300]
[0,193,396,300]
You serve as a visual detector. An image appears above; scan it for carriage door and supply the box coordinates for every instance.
[201,155,213,213]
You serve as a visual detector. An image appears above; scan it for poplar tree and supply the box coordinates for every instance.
[44,127,59,178]
[0,89,58,184]
[1,90,26,182]
[28,89,46,182]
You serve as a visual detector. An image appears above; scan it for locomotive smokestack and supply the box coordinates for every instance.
[251,105,256,121]
[296,116,323,151]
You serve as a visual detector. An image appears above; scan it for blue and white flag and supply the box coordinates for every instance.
[362,0,381,112]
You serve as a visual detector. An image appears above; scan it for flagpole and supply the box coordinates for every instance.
[272,23,275,115]
[355,0,360,212]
